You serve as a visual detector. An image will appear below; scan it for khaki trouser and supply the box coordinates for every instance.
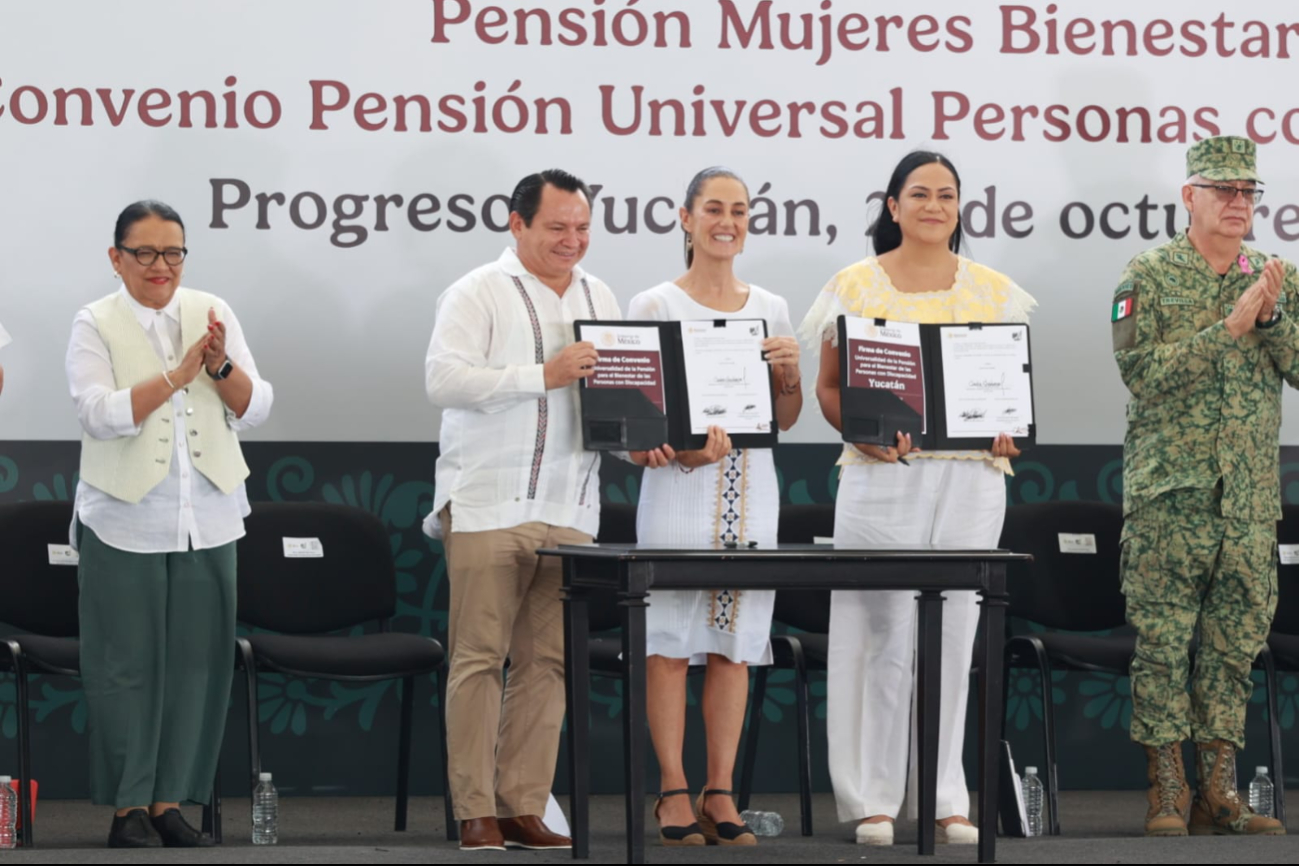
[440,508,589,820]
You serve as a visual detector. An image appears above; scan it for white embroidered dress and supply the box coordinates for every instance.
[628,281,794,665]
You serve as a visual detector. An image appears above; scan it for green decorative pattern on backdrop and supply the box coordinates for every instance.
[1005,670,1067,733]
[0,442,1295,797]
[0,456,18,494]
[32,472,76,502]
[31,680,87,734]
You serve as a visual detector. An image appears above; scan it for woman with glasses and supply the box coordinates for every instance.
[800,151,1034,846]
[65,200,273,848]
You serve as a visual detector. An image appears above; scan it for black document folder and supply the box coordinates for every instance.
[575,319,778,452]
[837,316,1036,451]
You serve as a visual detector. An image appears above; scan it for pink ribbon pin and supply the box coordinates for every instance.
[1239,254,1255,275]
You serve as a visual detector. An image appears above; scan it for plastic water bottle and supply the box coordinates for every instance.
[739,809,784,836]
[1022,766,1044,837]
[1248,766,1275,818]
[252,772,278,845]
[0,776,16,849]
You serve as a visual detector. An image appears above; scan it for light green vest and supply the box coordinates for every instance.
[78,288,250,504]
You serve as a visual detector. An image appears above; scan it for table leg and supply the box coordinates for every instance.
[978,566,1008,864]
[620,563,651,865]
[563,561,592,860]
[915,590,944,856]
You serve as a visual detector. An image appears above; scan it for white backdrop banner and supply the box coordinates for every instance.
[5,0,1299,443]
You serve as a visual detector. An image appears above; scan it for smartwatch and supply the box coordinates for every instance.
[207,358,234,380]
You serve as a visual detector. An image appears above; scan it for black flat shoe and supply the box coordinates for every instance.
[108,809,163,848]
[150,808,216,848]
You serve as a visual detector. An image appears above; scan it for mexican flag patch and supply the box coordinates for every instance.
[1112,297,1134,322]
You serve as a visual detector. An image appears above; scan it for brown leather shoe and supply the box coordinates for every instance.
[459,816,506,851]
[498,815,572,850]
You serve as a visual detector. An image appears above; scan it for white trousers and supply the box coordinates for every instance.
[827,459,1006,823]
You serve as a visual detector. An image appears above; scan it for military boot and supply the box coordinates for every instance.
[1188,739,1286,836]
[1143,743,1191,836]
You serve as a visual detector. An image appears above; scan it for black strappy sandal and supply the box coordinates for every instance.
[695,789,757,846]
[654,789,706,846]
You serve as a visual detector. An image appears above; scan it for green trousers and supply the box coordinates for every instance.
[1121,488,1277,748]
[77,524,236,807]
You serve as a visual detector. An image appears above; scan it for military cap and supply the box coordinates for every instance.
[1186,136,1264,184]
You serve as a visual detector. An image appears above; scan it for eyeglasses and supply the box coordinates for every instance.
[118,245,187,266]
[1188,184,1264,205]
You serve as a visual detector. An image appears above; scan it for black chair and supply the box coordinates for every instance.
[1255,503,1299,823]
[0,501,220,846]
[234,502,454,838]
[0,501,80,848]
[1002,500,1287,833]
[586,502,638,676]
[737,503,835,837]
[998,501,1133,836]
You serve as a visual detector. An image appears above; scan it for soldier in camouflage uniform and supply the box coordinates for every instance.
[1112,136,1291,837]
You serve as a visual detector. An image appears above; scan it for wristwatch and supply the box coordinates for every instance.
[207,358,234,380]
[1258,308,1285,330]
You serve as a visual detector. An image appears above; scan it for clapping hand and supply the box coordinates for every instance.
[1227,259,1285,338]
[1255,258,1286,324]
[203,307,228,375]
[173,330,210,388]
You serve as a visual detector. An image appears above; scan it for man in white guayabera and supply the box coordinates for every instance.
[424,169,621,851]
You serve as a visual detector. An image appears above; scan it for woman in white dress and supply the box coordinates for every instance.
[627,167,803,847]
[799,151,1034,846]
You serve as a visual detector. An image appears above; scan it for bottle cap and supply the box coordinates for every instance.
[0,776,10,784]
[1256,766,1269,775]
[259,772,273,782]
[1024,766,1038,774]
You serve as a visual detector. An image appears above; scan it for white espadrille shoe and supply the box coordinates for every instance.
[935,820,978,844]
[855,820,894,845]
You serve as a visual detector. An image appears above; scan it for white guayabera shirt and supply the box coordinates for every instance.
[423,248,622,540]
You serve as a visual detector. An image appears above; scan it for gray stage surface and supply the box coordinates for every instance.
[3,792,1297,863]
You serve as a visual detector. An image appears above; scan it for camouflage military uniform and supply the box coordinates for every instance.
[1113,226,1299,748]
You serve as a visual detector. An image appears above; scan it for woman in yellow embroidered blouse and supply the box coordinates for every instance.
[799,151,1036,847]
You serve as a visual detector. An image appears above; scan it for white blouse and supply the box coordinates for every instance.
[66,286,273,553]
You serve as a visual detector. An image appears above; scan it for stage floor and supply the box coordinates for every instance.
[4,791,1297,863]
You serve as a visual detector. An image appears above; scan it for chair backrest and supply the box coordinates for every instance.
[0,501,80,637]
[777,504,835,545]
[1273,504,1299,634]
[772,503,835,633]
[588,503,638,631]
[236,502,395,634]
[597,502,638,545]
[998,500,1127,632]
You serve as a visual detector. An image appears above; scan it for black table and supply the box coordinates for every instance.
[540,542,1031,864]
